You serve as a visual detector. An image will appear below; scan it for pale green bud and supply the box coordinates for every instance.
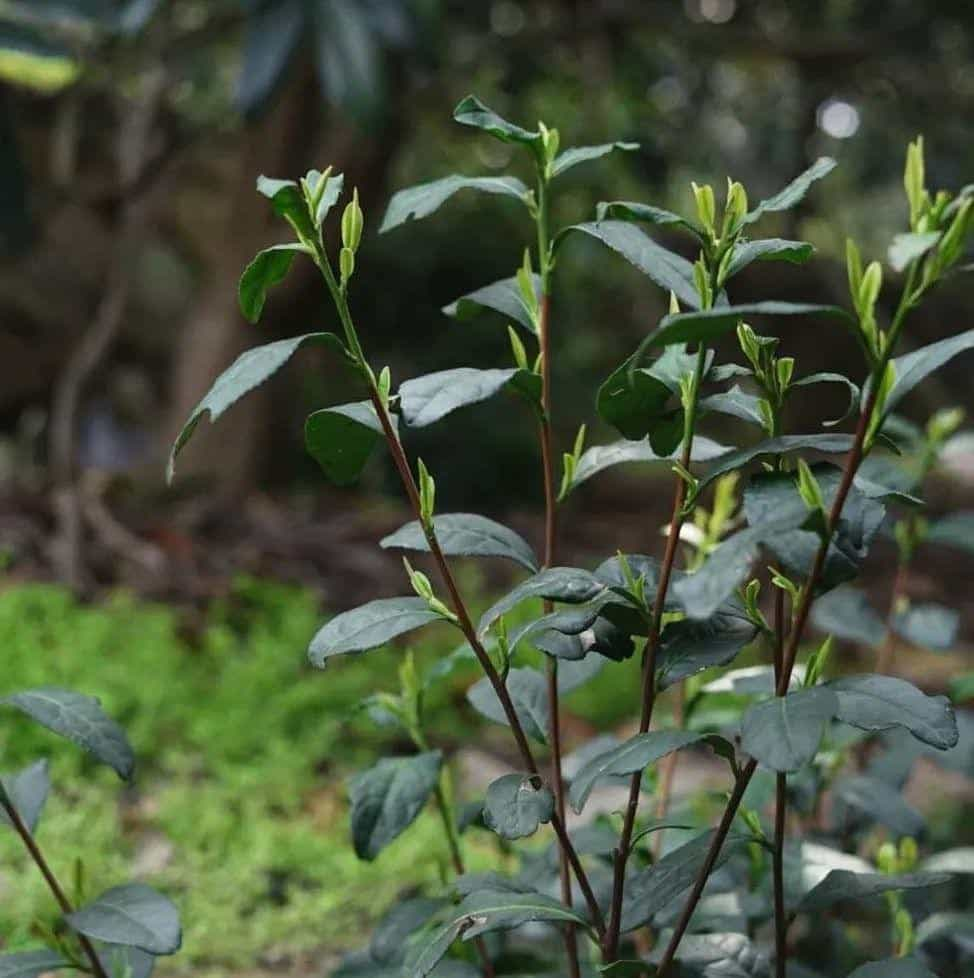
[691,181,716,234]
[341,188,363,252]
[904,136,925,229]
[339,246,355,286]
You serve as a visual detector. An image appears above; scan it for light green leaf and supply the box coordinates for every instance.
[550,141,639,177]
[168,333,349,483]
[740,687,839,772]
[381,513,538,572]
[305,401,385,486]
[349,751,442,860]
[742,157,837,225]
[65,883,182,955]
[309,598,444,665]
[2,689,134,780]
[569,730,705,813]
[379,175,530,233]
[238,243,308,323]
[483,773,554,839]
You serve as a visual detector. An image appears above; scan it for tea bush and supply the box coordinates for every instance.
[6,98,973,978]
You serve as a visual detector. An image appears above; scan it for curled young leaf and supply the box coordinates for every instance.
[452,95,541,149]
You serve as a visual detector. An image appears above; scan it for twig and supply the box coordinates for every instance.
[0,794,109,978]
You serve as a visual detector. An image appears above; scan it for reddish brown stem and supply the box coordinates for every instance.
[652,681,687,859]
[1,795,109,978]
[366,387,606,938]
[772,582,789,978]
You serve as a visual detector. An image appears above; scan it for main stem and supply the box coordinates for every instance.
[317,254,606,939]
[536,199,581,978]
[654,266,923,977]
[604,340,708,961]
[772,582,788,978]
[1,795,109,978]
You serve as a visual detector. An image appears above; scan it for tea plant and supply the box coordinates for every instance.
[169,99,973,978]
[1,690,182,977]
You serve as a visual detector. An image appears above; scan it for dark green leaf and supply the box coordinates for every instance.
[370,898,443,964]
[452,96,541,148]
[846,958,938,978]
[892,603,959,651]
[381,513,538,572]
[557,655,608,691]
[827,674,958,750]
[467,668,549,744]
[742,158,837,225]
[305,401,384,485]
[649,932,767,977]
[572,436,729,491]
[726,239,814,278]
[309,598,444,665]
[832,775,925,836]
[793,372,860,427]
[700,434,854,493]
[656,612,759,690]
[457,887,590,939]
[348,752,442,860]
[405,916,465,978]
[65,883,182,955]
[638,303,851,355]
[888,231,942,273]
[880,329,974,419]
[811,587,886,647]
[1,689,134,780]
[0,952,70,978]
[560,222,700,308]
[483,773,554,839]
[569,730,705,813]
[256,174,314,239]
[443,274,541,333]
[550,142,639,177]
[797,869,949,913]
[621,831,752,932]
[168,333,349,483]
[0,760,50,833]
[596,200,704,239]
[740,688,839,772]
[398,367,539,427]
[238,244,308,323]
[478,567,605,636]
[380,176,530,233]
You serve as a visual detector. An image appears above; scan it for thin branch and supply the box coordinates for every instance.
[772,583,789,978]
[0,795,109,978]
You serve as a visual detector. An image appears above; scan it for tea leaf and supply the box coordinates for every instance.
[740,687,839,771]
[798,869,949,913]
[379,175,530,233]
[483,773,554,839]
[550,141,639,177]
[348,752,442,860]
[1,689,134,780]
[571,436,730,490]
[596,200,704,239]
[827,674,958,749]
[725,239,814,278]
[478,567,605,636]
[569,730,705,813]
[398,367,540,427]
[381,513,539,572]
[467,668,549,744]
[561,221,700,308]
[656,612,759,690]
[833,774,925,836]
[168,333,349,483]
[888,231,941,272]
[256,175,315,239]
[0,952,70,978]
[304,401,385,485]
[742,157,837,225]
[309,598,445,664]
[0,759,50,833]
[700,386,765,427]
[892,603,959,650]
[238,243,308,323]
[443,274,542,333]
[452,95,541,148]
[811,587,886,648]
[65,883,182,954]
[458,887,590,938]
